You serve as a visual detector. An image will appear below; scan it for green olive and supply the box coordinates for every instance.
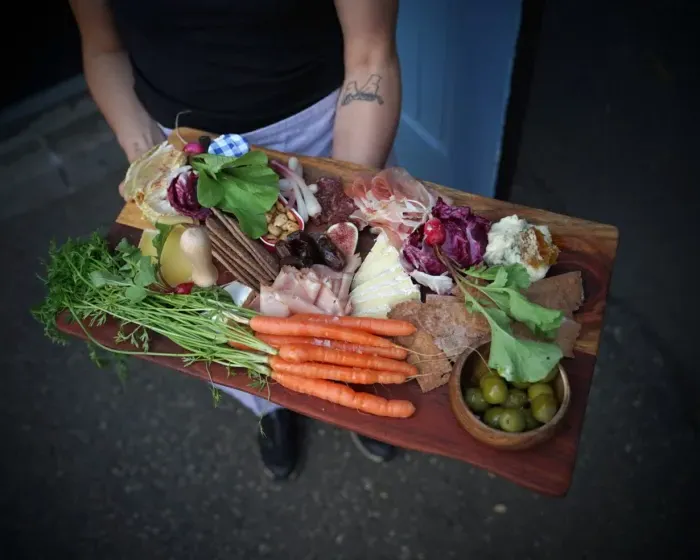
[531,394,558,423]
[472,361,495,385]
[528,383,555,401]
[498,409,526,433]
[503,389,528,409]
[522,409,541,431]
[511,381,531,389]
[483,406,505,429]
[465,387,489,412]
[480,374,508,404]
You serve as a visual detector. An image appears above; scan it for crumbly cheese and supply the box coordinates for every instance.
[484,215,558,282]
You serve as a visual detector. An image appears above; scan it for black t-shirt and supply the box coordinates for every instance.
[109,0,345,133]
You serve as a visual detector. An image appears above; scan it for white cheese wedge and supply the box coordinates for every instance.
[352,289,420,318]
[350,267,409,299]
[351,232,400,289]
[351,276,418,305]
[349,230,421,318]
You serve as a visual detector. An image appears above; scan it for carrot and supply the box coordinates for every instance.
[257,334,408,360]
[291,314,416,337]
[271,371,416,418]
[227,340,258,352]
[278,344,417,376]
[269,356,406,384]
[249,316,394,348]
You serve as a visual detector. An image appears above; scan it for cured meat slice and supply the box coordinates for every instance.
[344,167,438,248]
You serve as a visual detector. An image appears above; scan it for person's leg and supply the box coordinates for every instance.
[217,386,301,479]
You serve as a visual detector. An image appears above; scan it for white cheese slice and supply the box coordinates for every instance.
[351,232,400,289]
[350,266,408,298]
[351,276,417,305]
[352,288,420,318]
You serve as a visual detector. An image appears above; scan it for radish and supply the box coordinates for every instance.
[183,142,206,155]
[326,222,359,259]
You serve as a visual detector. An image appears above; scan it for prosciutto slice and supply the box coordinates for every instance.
[344,167,439,248]
[260,265,357,317]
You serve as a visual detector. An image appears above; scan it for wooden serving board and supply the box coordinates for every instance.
[60,142,619,497]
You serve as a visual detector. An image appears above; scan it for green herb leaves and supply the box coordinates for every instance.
[191,151,279,239]
[456,264,564,384]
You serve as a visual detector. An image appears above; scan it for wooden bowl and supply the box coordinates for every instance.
[448,343,571,450]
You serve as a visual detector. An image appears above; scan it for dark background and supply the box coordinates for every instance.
[1,1,698,559]
[2,3,81,108]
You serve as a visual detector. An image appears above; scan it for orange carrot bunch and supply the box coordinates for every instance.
[244,314,418,419]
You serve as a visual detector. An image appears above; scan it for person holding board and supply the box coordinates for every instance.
[69,0,402,479]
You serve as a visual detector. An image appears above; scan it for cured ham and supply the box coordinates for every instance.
[260,263,359,317]
[344,167,439,248]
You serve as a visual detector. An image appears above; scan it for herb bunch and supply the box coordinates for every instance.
[32,230,274,382]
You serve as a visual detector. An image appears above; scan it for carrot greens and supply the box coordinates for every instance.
[32,233,275,383]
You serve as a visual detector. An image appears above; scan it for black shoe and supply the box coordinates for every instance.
[350,432,397,463]
[258,409,301,480]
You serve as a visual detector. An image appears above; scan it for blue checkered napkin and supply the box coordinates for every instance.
[208,134,250,157]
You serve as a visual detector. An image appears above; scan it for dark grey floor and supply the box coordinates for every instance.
[1,2,698,559]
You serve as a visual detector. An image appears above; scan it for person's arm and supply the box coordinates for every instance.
[332,0,400,169]
[69,0,164,163]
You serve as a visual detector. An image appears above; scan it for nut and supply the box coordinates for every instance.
[267,224,282,237]
[265,213,273,223]
[285,221,300,233]
[273,213,288,228]
[286,210,297,222]
[275,201,285,212]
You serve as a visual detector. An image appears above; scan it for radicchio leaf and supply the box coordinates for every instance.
[401,197,491,275]
[167,169,211,220]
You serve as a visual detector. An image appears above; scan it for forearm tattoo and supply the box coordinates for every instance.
[340,74,385,106]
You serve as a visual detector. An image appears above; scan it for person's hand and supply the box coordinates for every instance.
[117,119,166,200]
[120,119,166,163]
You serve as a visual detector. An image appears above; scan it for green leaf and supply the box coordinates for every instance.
[487,321,563,383]
[153,223,173,262]
[488,267,510,289]
[225,207,269,239]
[197,173,224,208]
[502,264,531,290]
[218,173,279,213]
[223,164,278,183]
[133,255,157,287]
[191,154,236,175]
[506,291,563,338]
[115,238,134,255]
[89,270,124,287]
[125,285,148,303]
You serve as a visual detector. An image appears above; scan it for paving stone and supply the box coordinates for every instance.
[0,138,70,221]
[44,111,127,192]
